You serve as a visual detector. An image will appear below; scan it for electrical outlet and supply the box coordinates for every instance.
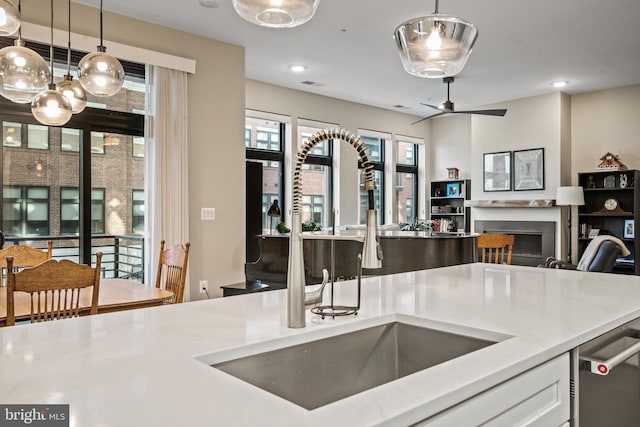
[199,280,208,294]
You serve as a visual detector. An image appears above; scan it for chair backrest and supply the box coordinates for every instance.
[579,240,622,272]
[476,233,515,265]
[5,253,102,326]
[0,240,53,270]
[155,240,190,304]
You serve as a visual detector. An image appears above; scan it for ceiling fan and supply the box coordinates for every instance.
[412,77,507,125]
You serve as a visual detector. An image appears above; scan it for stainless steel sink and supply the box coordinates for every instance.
[209,321,497,410]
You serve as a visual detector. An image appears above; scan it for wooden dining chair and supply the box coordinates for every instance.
[5,253,102,326]
[476,233,515,265]
[155,240,190,304]
[0,240,53,273]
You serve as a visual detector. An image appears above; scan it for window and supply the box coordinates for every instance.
[132,190,144,234]
[297,122,334,227]
[2,122,49,149]
[3,186,49,236]
[358,133,386,225]
[245,115,285,234]
[133,136,144,158]
[396,140,419,224]
[60,188,105,234]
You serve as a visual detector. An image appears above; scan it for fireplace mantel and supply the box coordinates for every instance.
[468,200,556,208]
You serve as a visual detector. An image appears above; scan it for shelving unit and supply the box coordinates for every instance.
[430,179,471,232]
[577,170,639,275]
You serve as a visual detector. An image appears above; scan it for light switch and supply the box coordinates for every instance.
[201,207,215,220]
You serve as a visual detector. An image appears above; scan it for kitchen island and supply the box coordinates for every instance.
[2,263,640,426]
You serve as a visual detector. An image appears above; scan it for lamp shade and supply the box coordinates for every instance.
[555,186,585,206]
[394,13,478,78]
[31,84,73,126]
[77,47,124,97]
[0,0,20,36]
[267,199,281,217]
[232,0,319,28]
[57,75,87,113]
[0,39,50,103]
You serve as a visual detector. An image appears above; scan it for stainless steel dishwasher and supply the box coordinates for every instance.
[571,318,640,427]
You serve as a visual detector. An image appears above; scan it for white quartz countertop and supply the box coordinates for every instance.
[2,264,640,426]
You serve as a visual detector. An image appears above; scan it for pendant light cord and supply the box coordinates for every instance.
[66,0,71,75]
[49,0,54,85]
[99,0,104,47]
[434,0,439,14]
[17,0,21,39]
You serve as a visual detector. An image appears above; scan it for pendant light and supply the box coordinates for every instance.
[394,0,478,78]
[56,0,86,113]
[77,0,123,97]
[31,0,72,126]
[0,0,20,36]
[232,0,320,28]
[0,0,50,103]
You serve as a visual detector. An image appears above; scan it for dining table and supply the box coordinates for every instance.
[0,278,173,326]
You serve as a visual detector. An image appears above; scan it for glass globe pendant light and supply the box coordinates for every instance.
[232,0,320,28]
[56,0,86,113]
[31,0,72,127]
[77,0,123,97]
[0,0,50,103]
[394,0,478,78]
[0,0,20,36]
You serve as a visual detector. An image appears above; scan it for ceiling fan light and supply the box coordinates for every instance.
[77,47,124,97]
[31,84,73,126]
[394,13,478,78]
[232,0,320,28]
[0,0,20,36]
[0,39,50,103]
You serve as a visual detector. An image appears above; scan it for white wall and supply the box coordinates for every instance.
[430,115,472,181]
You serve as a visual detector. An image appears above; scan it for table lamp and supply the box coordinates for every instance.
[556,186,585,263]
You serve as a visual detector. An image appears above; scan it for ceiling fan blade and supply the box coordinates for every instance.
[411,111,447,125]
[454,109,508,117]
[419,103,442,110]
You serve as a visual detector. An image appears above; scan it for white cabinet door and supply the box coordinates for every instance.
[416,353,570,427]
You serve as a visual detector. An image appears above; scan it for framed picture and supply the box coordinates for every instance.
[513,148,545,191]
[483,151,512,192]
[446,182,460,197]
[624,219,634,238]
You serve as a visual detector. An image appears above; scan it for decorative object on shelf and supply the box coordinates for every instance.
[624,219,634,239]
[603,174,616,188]
[78,0,124,97]
[0,0,20,36]
[596,152,627,171]
[447,167,459,180]
[513,148,544,191]
[434,187,442,197]
[483,151,511,192]
[31,0,72,126]
[232,0,320,28]
[56,0,87,114]
[587,175,596,189]
[556,186,585,263]
[393,0,477,79]
[0,0,49,104]
[446,182,460,197]
[620,173,628,188]
[267,199,281,234]
[595,197,631,214]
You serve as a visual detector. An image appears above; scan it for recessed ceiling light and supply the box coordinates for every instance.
[198,0,219,8]
[290,65,306,73]
[552,81,568,88]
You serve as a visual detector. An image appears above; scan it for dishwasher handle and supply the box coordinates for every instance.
[580,338,640,376]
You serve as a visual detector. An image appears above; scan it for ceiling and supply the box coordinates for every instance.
[73,0,640,117]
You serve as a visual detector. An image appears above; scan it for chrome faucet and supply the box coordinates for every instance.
[287,128,382,328]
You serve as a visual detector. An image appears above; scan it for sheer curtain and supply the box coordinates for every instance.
[144,65,190,300]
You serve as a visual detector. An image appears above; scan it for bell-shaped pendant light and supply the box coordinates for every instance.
[77,0,123,97]
[31,0,72,126]
[0,0,50,103]
[0,0,20,36]
[56,0,86,113]
[232,0,320,28]
[394,0,478,78]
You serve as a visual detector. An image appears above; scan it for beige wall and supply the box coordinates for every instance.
[23,0,246,300]
[429,115,472,181]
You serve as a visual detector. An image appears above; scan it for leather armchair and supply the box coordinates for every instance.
[543,240,622,273]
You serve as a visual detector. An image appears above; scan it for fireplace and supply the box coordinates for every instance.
[474,220,555,266]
